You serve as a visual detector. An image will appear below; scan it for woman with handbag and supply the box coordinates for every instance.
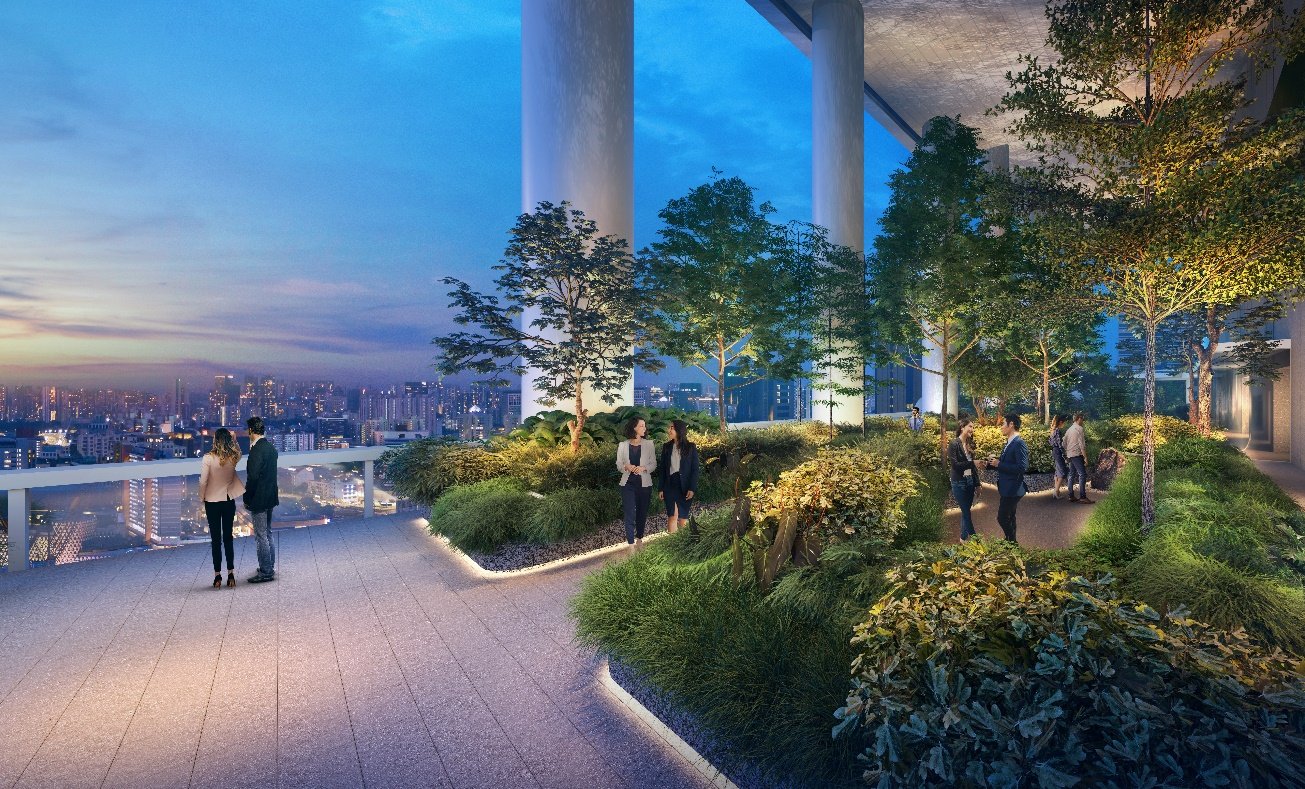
[199,427,246,588]
[615,417,657,548]
[948,417,981,541]
[1048,414,1069,499]
[657,419,700,535]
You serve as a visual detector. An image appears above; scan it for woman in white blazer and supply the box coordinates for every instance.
[199,428,246,588]
[615,417,656,548]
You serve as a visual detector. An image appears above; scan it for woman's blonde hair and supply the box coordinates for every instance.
[210,428,241,467]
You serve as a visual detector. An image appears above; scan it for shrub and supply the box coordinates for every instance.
[495,441,617,491]
[427,478,538,553]
[848,430,940,474]
[522,488,621,544]
[972,424,1056,473]
[380,440,509,504]
[1099,413,1208,452]
[506,406,719,446]
[1076,461,1146,565]
[836,542,1305,788]
[747,448,918,546]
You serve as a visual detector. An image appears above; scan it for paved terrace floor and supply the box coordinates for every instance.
[0,515,709,789]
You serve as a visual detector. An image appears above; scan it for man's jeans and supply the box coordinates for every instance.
[951,481,977,540]
[1068,455,1088,499]
[251,509,276,576]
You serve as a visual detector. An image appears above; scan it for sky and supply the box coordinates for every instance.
[0,0,908,391]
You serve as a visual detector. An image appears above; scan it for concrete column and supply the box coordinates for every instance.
[363,459,374,519]
[521,0,634,419]
[1291,303,1305,470]
[7,487,27,572]
[812,0,866,425]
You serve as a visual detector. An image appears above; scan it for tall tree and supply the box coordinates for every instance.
[997,0,1305,528]
[865,116,1007,454]
[641,172,808,431]
[432,201,661,453]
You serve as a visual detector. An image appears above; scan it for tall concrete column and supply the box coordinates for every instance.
[812,0,866,425]
[521,0,634,419]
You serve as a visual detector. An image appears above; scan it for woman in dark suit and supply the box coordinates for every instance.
[657,419,700,535]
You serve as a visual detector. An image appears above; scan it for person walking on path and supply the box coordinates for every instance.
[243,416,279,582]
[1064,412,1092,504]
[1049,414,1069,499]
[982,413,1028,543]
[657,419,699,536]
[908,406,924,433]
[948,417,981,540]
[199,427,245,588]
[616,417,656,549]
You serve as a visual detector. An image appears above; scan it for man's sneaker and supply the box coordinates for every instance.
[247,573,274,583]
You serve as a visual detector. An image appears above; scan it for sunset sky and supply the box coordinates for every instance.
[0,0,907,389]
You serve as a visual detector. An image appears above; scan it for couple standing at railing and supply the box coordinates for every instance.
[198,416,280,588]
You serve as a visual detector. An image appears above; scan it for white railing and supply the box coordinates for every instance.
[0,446,388,572]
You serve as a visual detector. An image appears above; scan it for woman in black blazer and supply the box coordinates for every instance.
[658,419,700,534]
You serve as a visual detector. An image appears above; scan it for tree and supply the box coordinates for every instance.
[641,172,808,431]
[432,201,662,453]
[955,343,1040,424]
[996,0,1305,528]
[865,116,1007,454]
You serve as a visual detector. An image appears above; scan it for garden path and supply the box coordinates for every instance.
[0,513,709,789]
[1247,454,1305,510]
[945,484,1098,549]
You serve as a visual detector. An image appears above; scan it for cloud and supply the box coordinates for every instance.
[265,278,370,298]
[362,0,516,51]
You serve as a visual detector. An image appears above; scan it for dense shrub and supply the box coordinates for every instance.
[836,542,1305,788]
[379,440,509,504]
[427,478,538,553]
[747,448,918,546]
[522,488,621,544]
[973,424,1056,473]
[492,441,618,491]
[506,406,719,446]
[1098,413,1208,452]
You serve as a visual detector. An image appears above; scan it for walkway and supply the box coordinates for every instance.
[0,515,708,789]
[945,484,1098,549]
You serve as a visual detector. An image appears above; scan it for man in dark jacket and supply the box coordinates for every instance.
[984,413,1028,543]
[243,416,279,582]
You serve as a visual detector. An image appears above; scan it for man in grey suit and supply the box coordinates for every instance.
[243,416,279,582]
[981,413,1028,543]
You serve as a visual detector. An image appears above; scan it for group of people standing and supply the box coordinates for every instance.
[947,411,1093,545]
[615,417,700,548]
[197,416,280,587]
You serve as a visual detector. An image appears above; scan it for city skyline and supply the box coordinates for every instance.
[0,1,908,388]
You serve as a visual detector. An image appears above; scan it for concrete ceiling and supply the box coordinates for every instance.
[745,0,1054,159]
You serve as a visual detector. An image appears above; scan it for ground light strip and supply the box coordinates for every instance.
[420,519,670,579]
[598,661,739,789]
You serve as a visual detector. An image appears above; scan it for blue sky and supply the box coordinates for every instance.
[0,0,908,389]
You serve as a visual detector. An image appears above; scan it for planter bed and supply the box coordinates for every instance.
[453,502,730,573]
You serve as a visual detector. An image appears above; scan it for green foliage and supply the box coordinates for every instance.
[1098,413,1208,452]
[640,171,810,430]
[1076,460,1146,566]
[432,201,663,451]
[972,424,1056,473]
[506,406,719,447]
[836,542,1305,788]
[493,441,617,492]
[747,448,918,547]
[427,478,538,553]
[379,440,509,505]
[522,488,621,544]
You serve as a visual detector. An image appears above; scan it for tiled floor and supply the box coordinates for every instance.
[0,515,708,789]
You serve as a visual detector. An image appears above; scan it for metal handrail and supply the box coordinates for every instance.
[1,445,388,572]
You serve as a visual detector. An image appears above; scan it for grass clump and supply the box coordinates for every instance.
[521,488,620,544]
[427,478,538,553]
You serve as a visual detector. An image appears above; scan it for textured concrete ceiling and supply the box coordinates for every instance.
[745,0,1054,159]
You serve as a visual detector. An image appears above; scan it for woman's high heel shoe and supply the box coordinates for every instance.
[226,572,236,588]
[212,573,222,588]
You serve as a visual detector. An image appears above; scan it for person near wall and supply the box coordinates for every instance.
[658,419,700,535]
[199,427,246,588]
[1049,414,1069,499]
[908,406,924,433]
[615,416,656,548]
[980,413,1028,543]
[1064,412,1093,504]
[243,416,280,582]
[947,416,981,540]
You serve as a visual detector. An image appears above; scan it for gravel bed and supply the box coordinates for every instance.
[608,657,785,789]
[459,501,729,573]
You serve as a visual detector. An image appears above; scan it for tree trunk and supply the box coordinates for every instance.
[1142,319,1158,531]
[717,335,728,433]
[938,346,950,459]
[1196,305,1218,436]
[569,381,587,454]
[1042,348,1052,425]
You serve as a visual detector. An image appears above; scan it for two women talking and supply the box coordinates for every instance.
[615,417,700,548]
